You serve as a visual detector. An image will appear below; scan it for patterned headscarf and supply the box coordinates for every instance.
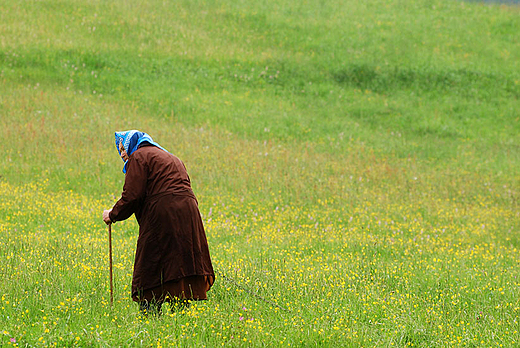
[114,130,169,173]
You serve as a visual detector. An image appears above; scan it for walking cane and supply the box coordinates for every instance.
[108,223,114,306]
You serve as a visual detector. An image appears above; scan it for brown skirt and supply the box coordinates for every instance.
[132,275,214,303]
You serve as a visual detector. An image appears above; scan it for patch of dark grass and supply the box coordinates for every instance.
[2,47,518,103]
[332,63,519,99]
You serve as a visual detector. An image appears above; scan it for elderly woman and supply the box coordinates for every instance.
[103,130,215,314]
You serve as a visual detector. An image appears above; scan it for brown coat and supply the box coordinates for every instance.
[109,145,214,298]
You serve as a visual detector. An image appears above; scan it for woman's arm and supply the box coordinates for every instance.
[108,155,148,222]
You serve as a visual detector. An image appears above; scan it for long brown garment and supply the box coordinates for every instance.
[109,145,215,301]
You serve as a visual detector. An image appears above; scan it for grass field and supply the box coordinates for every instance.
[0,0,519,346]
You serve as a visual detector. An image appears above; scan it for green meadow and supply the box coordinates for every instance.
[1,0,519,346]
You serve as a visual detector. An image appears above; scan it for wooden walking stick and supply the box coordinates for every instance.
[108,223,114,305]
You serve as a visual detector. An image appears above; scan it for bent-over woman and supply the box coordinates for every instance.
[102,130,215,314]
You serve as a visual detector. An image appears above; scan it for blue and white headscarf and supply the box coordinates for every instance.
[115,130,169,173]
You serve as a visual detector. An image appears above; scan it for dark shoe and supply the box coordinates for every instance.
[139,299,163,316]
[169,298,190,313]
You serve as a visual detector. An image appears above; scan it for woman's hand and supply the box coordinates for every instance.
[103,209,113,225]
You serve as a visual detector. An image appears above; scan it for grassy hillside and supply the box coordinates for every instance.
[0,0,519,346]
